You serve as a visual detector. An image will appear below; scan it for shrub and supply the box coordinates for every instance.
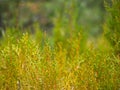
[104,0,120,56]
[0,28,120,89]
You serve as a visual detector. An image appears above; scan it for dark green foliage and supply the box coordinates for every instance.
[105,0,120,55]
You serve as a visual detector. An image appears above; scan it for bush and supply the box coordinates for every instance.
[104,0,120,56]
[0,28,120,89]
[0,0,120,89]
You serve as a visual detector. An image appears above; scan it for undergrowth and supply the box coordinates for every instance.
[0,0,120,89]
[0,27,120,90]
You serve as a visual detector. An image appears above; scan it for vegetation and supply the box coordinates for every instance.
[104,0,120,56]
[0,0,120,90]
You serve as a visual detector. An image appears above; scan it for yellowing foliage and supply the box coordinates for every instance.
[0,29,119,90]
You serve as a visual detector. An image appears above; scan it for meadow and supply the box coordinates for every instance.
[0,0,120,90]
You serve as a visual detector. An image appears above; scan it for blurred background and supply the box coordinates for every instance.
[0,0,105,38]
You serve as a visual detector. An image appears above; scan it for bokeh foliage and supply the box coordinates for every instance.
[104,0,120,56]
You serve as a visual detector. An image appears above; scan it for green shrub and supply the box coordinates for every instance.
[104,0,120,56]
[0,0,119,89]
[0,28,119,89]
